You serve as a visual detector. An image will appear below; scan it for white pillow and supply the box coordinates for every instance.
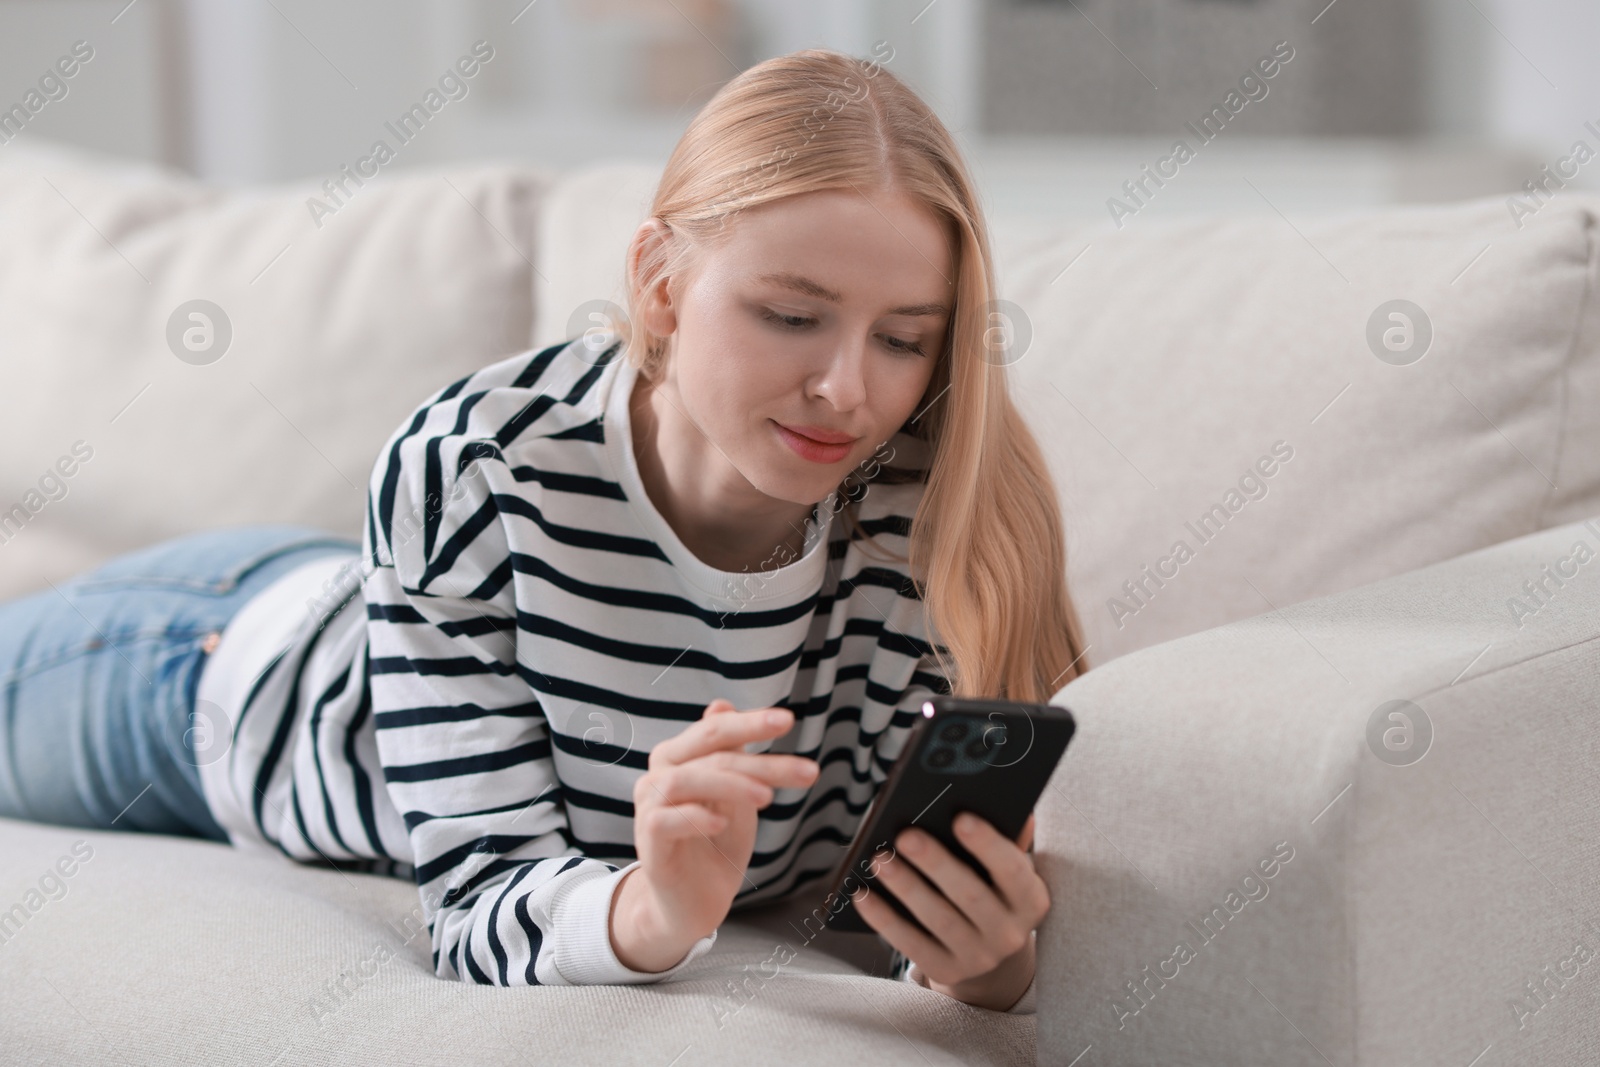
[0,137,552,599]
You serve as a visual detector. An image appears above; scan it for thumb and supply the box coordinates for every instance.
[1017,813,1036,853]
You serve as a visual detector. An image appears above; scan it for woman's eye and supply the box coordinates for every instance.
[761,308,812,330]
[760,308,925,357]
[883,336,926,357]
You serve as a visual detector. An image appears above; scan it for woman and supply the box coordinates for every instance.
[0,49,1088,1013]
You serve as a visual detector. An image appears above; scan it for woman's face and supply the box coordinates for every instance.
[649,187,954,508]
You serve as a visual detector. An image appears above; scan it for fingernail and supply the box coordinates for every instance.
[766,709,791,728]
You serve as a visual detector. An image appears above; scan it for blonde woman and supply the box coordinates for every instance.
[0,48,1087,1014]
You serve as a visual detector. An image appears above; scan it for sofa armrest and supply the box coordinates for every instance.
[1033,516,1600,1066]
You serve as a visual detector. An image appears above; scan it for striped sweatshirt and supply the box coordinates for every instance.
[194,329,1036,1012]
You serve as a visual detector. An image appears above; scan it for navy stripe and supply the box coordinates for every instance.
[516,609,806,679]
[506,464,626,501]
[416,834,545,888]
[384,738,552,784]
[547,418,604,443]
[463,935,494,984]
[494,493,669,560]
[487,863,535,985]
[509,551,819,628]
[376,373,470,563]
[549,729,647,771]
[233,647,288,738]
[556,783,634,819]
[421,491,502,591]
[368,653,516,678]
[375,696,544,731]
[401,786,557,831]
[511,892,545,985]
[492,340,596,447]
[342,668,384,855]
[249,620,334,839]
[307,661,356,856]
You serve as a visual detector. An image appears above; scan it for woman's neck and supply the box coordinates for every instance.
[629,366,818,574]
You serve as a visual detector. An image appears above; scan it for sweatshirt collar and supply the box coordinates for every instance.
[600,346,833,605]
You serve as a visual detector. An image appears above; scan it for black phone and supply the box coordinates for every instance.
[818,694,1077,936]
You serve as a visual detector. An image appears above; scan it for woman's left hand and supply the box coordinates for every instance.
[850,811,1048,1012]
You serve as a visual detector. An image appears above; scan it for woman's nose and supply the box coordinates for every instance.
[810,345,868,408]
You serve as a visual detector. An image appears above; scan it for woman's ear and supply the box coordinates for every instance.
[628,217,679,340]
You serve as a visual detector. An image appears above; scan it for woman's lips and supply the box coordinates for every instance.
[773,421,856,463]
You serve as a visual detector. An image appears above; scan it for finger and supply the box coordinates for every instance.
[703,698,737,717]
[641,763,775,811]
[643,802,728,840]
[849,877,953,977]
[701,749,820,790]
[952,812,1049,921]
[894,827,1006,926]
[651,706,795,767]
[1017,813,1036,853]
[869,845,987,963]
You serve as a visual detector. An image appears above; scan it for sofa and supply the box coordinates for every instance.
[1,136,1596,1065]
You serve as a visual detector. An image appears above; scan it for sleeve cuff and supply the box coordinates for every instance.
[551,860,718,985]
[903,958,1038,1015]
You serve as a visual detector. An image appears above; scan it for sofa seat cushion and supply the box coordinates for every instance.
[0,816,1034,1066]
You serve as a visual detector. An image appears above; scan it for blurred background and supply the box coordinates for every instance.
[1,0,1596,238]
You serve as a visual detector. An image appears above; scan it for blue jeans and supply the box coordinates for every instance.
[0,524,361,843]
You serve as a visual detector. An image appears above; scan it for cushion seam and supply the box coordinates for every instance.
[1535,204,1597,530]
[1413,629,1600,703]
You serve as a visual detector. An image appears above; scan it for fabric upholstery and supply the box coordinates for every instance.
[1035,513,1600,1065]
[0,815,1033,1065]
[0,137,550,602]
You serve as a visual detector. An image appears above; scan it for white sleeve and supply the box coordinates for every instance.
[361,392,715,985]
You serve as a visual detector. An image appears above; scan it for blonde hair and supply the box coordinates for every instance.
[617,48,1090,702]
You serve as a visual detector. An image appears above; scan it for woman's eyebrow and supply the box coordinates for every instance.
[755,270,949,318]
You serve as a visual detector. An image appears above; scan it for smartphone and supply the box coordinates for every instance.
[818,694,1077,936]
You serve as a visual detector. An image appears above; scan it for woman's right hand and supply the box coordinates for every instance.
[609,698,820,973]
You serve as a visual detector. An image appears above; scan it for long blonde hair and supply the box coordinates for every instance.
[617,48,1090,701]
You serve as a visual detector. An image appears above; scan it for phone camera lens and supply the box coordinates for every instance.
[964,737,992,760]
[938,720,969,743]
[928,746,955,769]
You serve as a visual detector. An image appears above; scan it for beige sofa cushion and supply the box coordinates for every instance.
[1036,513,1600,1065]
[0,815,1034,1065]
[1005,196,1600,663]
[0,138,551,600]
[531,162,1600,666]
